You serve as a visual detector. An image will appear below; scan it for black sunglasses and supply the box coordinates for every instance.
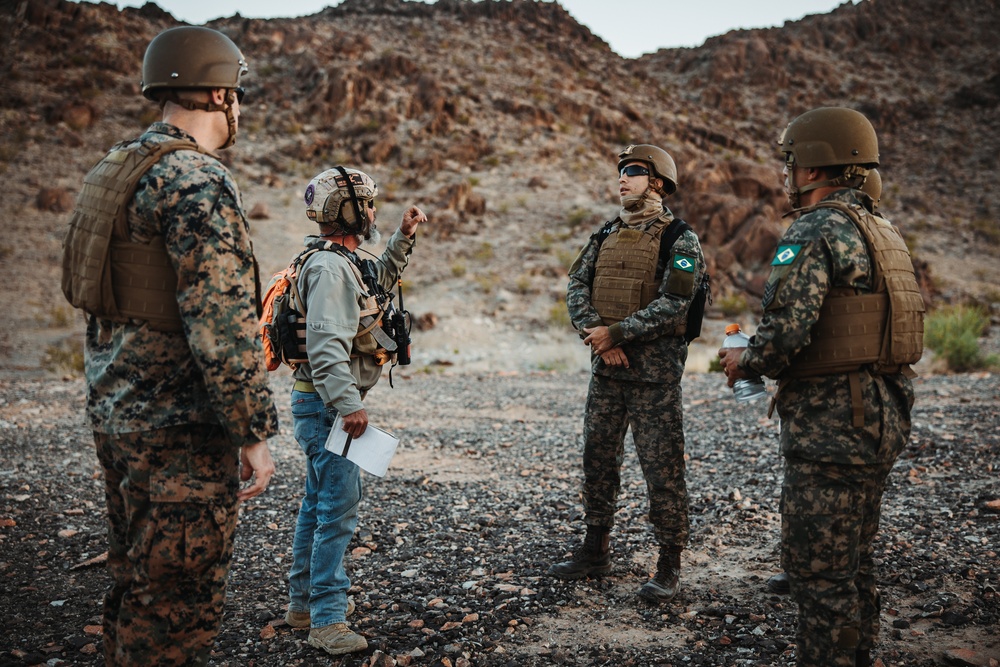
[620,164,650,178]
[366,199,375,209]
[234,87,245,104]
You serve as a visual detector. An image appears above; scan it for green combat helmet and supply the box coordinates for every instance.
[141,26,248,148]
[304,167,379,239]
[778,107,879,208]
[618,144,678,195]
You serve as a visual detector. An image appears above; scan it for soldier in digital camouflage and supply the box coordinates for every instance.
[549,144,707,604]
[764,165,887,599]
[718,107,924,667]
[60,26,278,666]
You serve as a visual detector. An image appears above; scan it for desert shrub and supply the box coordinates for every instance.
[566,207,593,229]
[473,242,494,262]
[474,273,498,294]
[514,274,532,294]
[924,304,998,372]
[549,299,571,329]
[42,340,84,375]
[717,293,748,318]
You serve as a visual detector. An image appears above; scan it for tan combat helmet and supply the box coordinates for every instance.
[778,107,879,168]
[778,107,879,207]
[617,144,678,195]
[142,26,248,148]
[304,167,379,238]
[860,168,882,212]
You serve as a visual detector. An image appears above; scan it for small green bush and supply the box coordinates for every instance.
[717,293,748,318]
[473,242,494,262]
[549,299,571,329]
[43,340,84,375]
[924,304,998,372]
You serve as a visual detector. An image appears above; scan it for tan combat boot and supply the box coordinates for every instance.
[285,597,356,629]
[308,622,367,656]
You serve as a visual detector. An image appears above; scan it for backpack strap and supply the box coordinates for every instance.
[657,218,691,274]
[593,216,691,268]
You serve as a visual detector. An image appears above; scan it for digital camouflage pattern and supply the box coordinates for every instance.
[80,122,278,665]
[567,207,705,549]
[84,122,278,448]
[582,373,690,549]
[740,188,915,666]
[96,425,239,666]
[567,211,706,383]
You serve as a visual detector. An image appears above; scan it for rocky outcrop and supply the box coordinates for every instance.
[3,0,999,313]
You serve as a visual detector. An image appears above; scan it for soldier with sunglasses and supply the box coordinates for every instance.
[550,144,706,604]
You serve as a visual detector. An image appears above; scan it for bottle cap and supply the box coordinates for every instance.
[725,323,741,335]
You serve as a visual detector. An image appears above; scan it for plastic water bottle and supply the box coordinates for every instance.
[722,324,767,402]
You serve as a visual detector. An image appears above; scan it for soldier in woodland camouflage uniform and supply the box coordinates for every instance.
[60,27,278,666]
[549,144,706,604]
[718,108,923,667]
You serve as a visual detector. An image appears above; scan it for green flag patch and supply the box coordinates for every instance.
[672,254,695,273]
[772,244,802,266]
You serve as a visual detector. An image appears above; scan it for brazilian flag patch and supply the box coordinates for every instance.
[672,254,695,273]
[771,244,802,266]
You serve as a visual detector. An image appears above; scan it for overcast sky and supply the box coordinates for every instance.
[81,0,857,58]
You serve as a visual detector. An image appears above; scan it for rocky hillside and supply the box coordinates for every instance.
[1,0,997,376]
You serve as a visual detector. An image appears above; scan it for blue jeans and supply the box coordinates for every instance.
[287,390,362,627]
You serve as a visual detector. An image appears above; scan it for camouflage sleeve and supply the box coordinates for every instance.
[167,164,278,448]
[740,216,833,379]
[612,229,705,345]
[566,233,603,336]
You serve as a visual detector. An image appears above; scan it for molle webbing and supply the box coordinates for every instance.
[591,222,665,325]
[61,138,207,333]
[783,289,886,377]
[787,199,924,377]
[110,237,183,332]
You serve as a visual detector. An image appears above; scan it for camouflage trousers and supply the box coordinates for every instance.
[781,456,896,667]
[581,374,689,549]
[94,424,240,667]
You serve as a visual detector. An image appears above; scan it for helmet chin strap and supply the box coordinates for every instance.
[161,89,239,148]
[786,158,869,208]
[220,88,239,149]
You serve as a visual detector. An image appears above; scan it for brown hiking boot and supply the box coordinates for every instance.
[307,622,367,656]
[285,597,356,628]
[638,547,681,603]
[548,526,612,580]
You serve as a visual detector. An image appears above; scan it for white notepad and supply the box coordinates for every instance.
[324,414,400,478]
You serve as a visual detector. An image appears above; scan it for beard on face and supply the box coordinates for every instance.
[361,224,381,246]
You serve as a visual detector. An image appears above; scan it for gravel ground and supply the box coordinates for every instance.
[1,368,998,667]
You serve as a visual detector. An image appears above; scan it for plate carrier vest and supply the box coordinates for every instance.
[591,217,690,339]
[61,137,213,333]
[785,200,925,379]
